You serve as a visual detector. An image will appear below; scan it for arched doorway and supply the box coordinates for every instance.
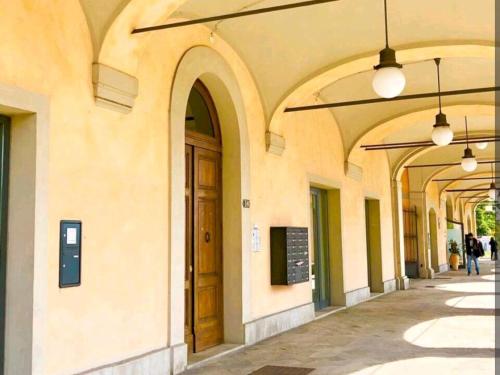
[428,209,439,273]
[184,81,223,353]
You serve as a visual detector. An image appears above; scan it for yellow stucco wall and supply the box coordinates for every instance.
[0,1,395,373]
[426,182,448,267]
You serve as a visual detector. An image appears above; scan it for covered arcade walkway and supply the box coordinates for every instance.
[185,261,496,374]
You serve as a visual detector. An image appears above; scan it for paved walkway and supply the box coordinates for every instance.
[185,260,497,374]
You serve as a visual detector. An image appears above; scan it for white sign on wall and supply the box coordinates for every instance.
[251,225,261,252]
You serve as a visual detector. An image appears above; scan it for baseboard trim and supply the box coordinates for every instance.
[77,346,171,375]
[244,303,315,346]
[436,263,450,274]
[344,286,371,307]
[382,278,397,293]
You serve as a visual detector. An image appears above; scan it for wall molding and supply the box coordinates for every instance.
[92,63,138,113]
[0,83,49,375]
[345,161,363,181]
[244,303,315,346]
[265,131,286,155]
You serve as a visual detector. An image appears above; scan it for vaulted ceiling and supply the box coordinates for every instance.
[78,0,496,195]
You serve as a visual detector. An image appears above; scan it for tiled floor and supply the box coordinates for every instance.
[184,260,497,374]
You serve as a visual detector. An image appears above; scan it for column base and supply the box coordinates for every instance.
[395,276,410,290]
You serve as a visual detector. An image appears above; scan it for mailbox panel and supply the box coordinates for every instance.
[270,227,309,285]
[59,220,82,288]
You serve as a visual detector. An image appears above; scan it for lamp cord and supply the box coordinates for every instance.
[384,0,389,48]
[465,116,469,148]
[435,58,442,114]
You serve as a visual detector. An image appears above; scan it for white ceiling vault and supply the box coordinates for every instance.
[78,0,495,193]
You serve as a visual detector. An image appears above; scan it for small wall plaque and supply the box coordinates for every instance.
[242,199,251,208]
[252,225,261,252]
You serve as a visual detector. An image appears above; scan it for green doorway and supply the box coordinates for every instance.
[365,199,384,293]
[0,115,9,375]
[310,188,330,311]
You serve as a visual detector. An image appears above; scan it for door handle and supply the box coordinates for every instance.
[205,232,211,243]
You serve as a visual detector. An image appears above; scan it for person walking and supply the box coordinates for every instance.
[490,236,498,261]
[465,233,480,276]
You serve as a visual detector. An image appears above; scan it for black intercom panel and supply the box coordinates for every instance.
[59,220,82,288]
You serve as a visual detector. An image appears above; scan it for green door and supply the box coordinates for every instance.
[0,115,10,375]
[365,200,372,290]
[310,188,330,311]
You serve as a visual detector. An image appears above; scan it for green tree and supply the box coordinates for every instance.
[476,204,496,236]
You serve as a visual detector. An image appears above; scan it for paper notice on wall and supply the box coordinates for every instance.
[67,228,77,245]
[251,225,261,252]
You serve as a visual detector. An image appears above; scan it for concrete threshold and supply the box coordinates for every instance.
[187,343,244,370]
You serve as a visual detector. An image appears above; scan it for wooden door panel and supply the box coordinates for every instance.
[197,286,218,320]
[197,157,217,189]
[198,199,217,274]
[193,147,222,352]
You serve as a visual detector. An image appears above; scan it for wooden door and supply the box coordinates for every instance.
[184,80,223,353]
[192,147,222,352]
[185,143,223,353]
[0,116,10,375]
[403,207,419,278]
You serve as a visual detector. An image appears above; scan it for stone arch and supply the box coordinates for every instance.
[453,182,491,209]
[168,46,251,370]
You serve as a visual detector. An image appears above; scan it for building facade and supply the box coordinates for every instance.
[0,1,494,374]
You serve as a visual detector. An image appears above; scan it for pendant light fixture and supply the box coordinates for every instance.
[461,116,477,172]
[372,0,406,98]
[475,141,488,150]
[488,163,496,200]
[431,58,454,146]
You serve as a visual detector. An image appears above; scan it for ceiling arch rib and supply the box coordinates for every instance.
[406,150,496,193]
[450,182,493,207]
[269,42,494,136]
[437,171,495,194]
[349,104,494,170]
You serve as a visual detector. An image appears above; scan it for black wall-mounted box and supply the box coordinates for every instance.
[59,220,82,288]
[270,227,309,285]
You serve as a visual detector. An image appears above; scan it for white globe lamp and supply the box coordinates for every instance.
[431,113,454,146]
[461,148,477,172]
[373,48,406,98]
[475,142,488,150]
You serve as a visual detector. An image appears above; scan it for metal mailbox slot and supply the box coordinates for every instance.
[59,220,82,288]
